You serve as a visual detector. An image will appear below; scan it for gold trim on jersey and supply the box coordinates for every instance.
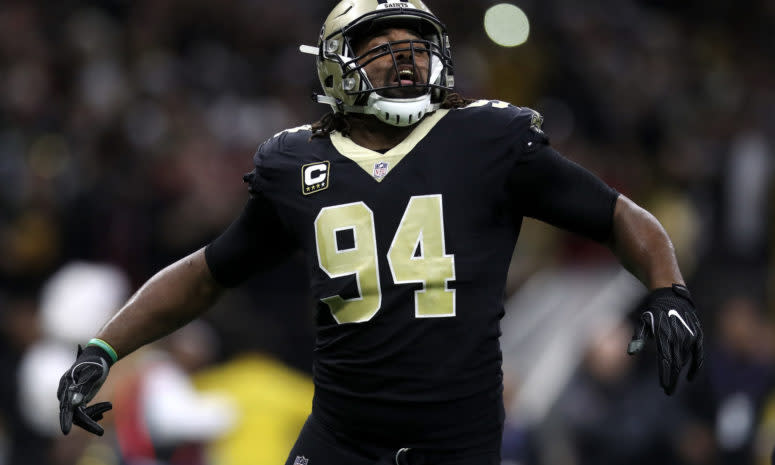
[329,109,450,182]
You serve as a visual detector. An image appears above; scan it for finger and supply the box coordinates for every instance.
[57,374,68,401]
[656,314,678,395]
[72,406,105,436]
[657,350,673,395]
[627,319,646,354]
[687,314,704,381]
[60,401,74,435]
[83,402,113,421]
[665,325,685,395]
[688,341,704,381]
[61,382,87,434]
[627,313,652,355]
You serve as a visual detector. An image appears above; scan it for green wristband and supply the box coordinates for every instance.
[88,338,119,364]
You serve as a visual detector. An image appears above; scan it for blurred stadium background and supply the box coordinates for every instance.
[0,0,773,464]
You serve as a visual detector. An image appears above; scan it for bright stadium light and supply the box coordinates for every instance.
[483,3,530,47]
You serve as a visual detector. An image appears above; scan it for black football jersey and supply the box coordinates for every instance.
[210,100,619,449]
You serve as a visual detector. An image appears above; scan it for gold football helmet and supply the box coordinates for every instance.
[300,0,454,127]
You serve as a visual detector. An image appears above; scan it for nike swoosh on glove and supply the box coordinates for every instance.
[57,345,113,436]
[627,284,704,395]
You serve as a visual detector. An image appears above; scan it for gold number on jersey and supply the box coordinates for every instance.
[314,196,456,324]
[314,202,381,324]
[388,195,455,317]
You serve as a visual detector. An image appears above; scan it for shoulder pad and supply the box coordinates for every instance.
[455,100,544,133]
[456,100,538,123]
[257,124,313,161]
[271,124,312,140]
[463,99,511,109]
[457,102,547,151]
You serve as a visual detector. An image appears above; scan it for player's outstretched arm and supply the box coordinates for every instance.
[95,247,223,357]
[58,247,224,435]
[606,195,703,395]
[606,195,683,290]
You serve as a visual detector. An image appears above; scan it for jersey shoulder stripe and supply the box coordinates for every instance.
[445,100,546,150]
[272,124,312,140]
[255,124,314,166]
[451,100,542,129]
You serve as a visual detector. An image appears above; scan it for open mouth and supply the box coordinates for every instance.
[397,68,416,86]
[377,66,426,98]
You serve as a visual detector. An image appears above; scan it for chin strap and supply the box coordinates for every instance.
[312,92,439,127]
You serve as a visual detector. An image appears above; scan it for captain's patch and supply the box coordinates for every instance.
[302,161,330,195]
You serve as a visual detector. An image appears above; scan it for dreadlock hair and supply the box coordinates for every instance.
[309,92,477,139]
[440,92,477,110]
[310,112,353,139]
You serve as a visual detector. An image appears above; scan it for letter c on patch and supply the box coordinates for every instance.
[305,163,328,185]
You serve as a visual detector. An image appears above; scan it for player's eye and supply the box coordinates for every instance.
[412,45,430,56]
[362,43,391,60]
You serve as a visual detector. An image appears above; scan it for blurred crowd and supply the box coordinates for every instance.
[0,0,773,464]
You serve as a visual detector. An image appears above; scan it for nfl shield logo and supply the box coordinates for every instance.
[293,456,309,465]
[373,161,389,180]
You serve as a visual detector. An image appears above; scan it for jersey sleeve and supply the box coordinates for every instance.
[204,193,298,287]
[244,127,307,196]
[506,111,619,242]
[245,136,278,197]
[204,138,299,288]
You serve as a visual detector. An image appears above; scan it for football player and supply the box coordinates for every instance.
[58,1,703,464]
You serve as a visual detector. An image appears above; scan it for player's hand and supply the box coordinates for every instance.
[627,284,703,395]
[57,345,113,436]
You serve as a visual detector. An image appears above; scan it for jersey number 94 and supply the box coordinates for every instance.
[314,195,456,324]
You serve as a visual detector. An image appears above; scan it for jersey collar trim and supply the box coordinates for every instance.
[330,109,449,182]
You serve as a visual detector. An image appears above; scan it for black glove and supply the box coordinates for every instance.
[57,345,113,436]
[627,283,704,395]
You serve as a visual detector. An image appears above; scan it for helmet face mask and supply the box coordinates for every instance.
[302,0,454,127]
[345,35,437,100]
